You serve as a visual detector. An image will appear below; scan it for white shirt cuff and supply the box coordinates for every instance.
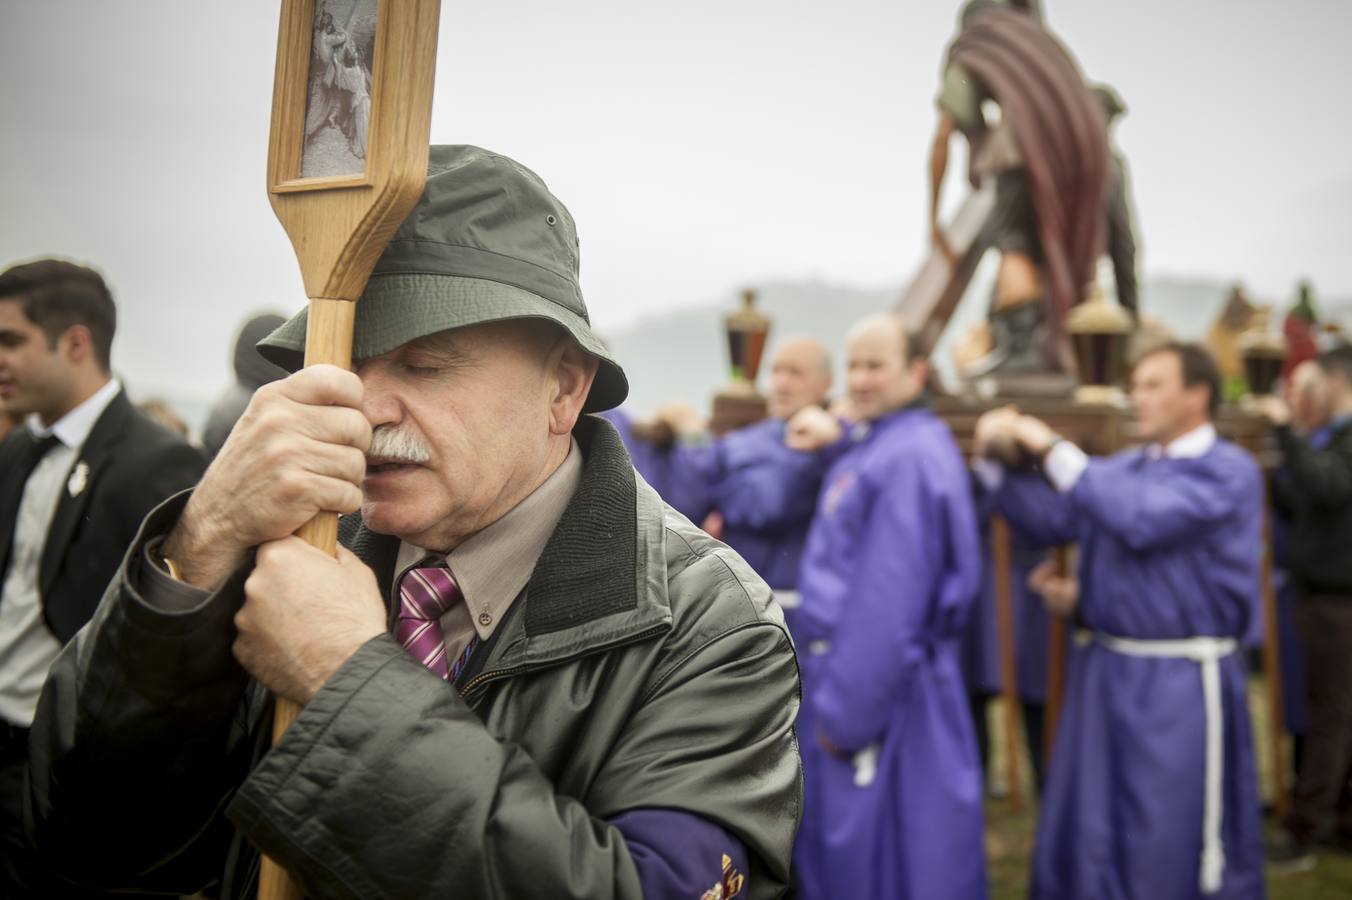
[972,458,1005,491]
[1044,441,1089,493]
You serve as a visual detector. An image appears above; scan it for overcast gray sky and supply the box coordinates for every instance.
[2,0,1349,404]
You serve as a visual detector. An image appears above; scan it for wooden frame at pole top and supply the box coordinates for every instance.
[265,0,440,304]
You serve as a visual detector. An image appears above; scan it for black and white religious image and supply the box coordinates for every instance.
[300,0,378,178]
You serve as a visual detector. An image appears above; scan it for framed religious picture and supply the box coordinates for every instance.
[300,0,379,178]
[265,0,439,300]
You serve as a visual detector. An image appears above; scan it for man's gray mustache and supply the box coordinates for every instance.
[367,427,431,464]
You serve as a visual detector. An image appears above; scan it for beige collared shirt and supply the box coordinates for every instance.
[392,438,582,665]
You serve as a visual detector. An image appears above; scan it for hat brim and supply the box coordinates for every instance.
[258,273,628,414]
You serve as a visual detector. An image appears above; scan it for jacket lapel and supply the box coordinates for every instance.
[491,416,671,668]
[38,390,132,597]
[0,431,47,580]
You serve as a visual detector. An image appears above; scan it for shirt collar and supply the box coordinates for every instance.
[394,437,582,642]
[1147,422,1217,460]
[27,378,121,449]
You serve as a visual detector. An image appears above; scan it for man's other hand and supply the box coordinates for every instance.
[163,365,372,590]
[235,538,387,705]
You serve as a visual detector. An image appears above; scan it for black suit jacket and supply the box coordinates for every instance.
[0,389,207,644]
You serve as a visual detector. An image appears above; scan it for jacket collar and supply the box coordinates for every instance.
[341,415,671,670]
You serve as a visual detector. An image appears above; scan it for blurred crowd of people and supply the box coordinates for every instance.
[2,251,1350,900]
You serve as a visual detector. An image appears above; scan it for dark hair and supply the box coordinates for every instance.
[1316,345,1352,385]
[0,259,116,372]
[1136,341,1221,416]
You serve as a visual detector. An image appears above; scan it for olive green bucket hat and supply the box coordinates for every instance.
[258,145,628,413]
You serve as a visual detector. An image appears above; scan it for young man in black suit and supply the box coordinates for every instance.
[0,259,206,896]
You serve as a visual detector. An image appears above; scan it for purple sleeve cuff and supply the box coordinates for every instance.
[609,808,749,900]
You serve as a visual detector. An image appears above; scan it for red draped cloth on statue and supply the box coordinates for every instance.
[947,8,1110,339]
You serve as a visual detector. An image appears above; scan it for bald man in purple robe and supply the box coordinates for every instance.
[975,341,1266,900]
[659,337,833,626]
[787,315,986,900]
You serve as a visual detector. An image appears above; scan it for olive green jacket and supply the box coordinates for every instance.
[26,417,802,898]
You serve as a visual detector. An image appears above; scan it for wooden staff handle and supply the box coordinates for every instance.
[258,297,356,900]
[991,515,1024,813]
[1043,545,1071,768]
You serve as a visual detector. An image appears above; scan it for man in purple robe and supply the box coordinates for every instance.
[659,337,832,625]
[786,314,987,900]
[974,342,1266,899]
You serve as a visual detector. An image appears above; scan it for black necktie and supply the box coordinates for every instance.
[9,433,63,490]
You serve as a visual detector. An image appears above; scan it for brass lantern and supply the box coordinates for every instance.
[1240,306,1286,398]
[724,288,771,390]
[1067,284,1134,406]
[711,288,771,434]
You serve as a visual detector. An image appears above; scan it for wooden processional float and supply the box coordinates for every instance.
[261,1,440,897]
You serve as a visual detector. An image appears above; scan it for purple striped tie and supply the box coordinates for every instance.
[395,565,468,681]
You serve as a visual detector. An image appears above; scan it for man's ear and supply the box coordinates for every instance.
[547,338,599,435]
[59,324,94,365]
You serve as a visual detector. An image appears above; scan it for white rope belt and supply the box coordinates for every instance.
[1091,632,1238,895]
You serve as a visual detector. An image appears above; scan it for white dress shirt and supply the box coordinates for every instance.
[0,378,121,726]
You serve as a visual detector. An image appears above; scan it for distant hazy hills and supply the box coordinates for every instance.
[132,274,1347,437]
[606,275,1349,416]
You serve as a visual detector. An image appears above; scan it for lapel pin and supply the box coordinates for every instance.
[67,461,89,498]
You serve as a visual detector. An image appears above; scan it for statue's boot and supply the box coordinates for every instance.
[963,299,1049,378]
[962,299,1075,398]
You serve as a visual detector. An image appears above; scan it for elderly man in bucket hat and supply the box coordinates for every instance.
[24,146,801,900]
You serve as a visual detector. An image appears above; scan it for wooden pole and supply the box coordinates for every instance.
[992,515,1024,813]
[1260,501,1289,822]
[258,301,355,900]
[259,2,441,896]
[1043,545,1070,767]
